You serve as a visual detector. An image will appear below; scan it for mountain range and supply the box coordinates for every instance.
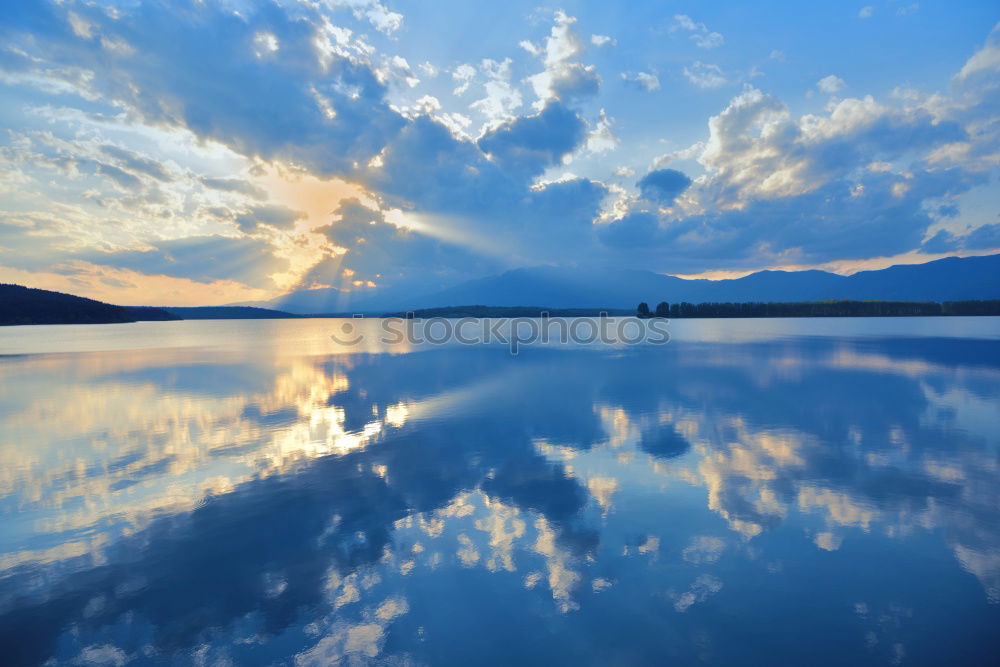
[262,254,1000,314]
[5,254,999,325]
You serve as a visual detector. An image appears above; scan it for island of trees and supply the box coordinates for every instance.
[636,299,1000,318]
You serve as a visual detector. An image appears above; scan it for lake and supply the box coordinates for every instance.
[0,317,998,665]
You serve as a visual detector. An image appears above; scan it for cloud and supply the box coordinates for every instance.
[233,205,307,233]
[0,213,81,271]
[361,103,605,266]
[596,85,983,270]
[683,62,727,89]
[922,224,1000,253]
[698,87,967,204]
[817,75,846,94]
[522,10,601,106]
[585,110,618,153]
[598,212,658,248]
[600,171,983,270]
[897,3,920,17]
[598,169,692,249]
[200,177,268,200]
[954,223,1000,250]
[477,103,586,179]
[637,169,693,204]
[382,55,420,89]
[452,63,476,95]
[693,33,724,50]
[956,23,1000,81]
[99,145,174,182]
[303,198,498,295]
[80,235,290,289]
[0,0,407,177]
[95,163,142,190]
[591,35,615,47]
[327,0,403,34]
[621,71,660,91]
[653,142,705,168]
[858,6,874,19]
[670,14,724,50]
[469,59,523,127]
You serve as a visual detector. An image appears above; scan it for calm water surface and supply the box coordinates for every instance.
[0,318,998,665]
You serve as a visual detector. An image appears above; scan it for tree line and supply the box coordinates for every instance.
[636,299,1000,318]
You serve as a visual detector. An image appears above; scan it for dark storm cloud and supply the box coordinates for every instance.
[637,169,692,205]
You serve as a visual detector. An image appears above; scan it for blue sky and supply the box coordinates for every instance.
[0,0,997,305]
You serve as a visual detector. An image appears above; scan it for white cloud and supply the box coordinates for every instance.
[585,109,618,153]
[694,84,971,208]
[523,10,601,106]
[469,58,524,127]
[322,0,403,34]
[956,23,1000,81]
[596,69,988,269]
[652,141,705,168]
[591,34,616,47]
[436,112,474,139]
[411,95,441,113]
[518,39,540,57]
[817,75,846,94]
[252,32,279,58]
[671,14,699,32]
[540,11,582,65]
[858,6,874,19]
[683,62,727,89]
[386,55,419,88]
[693,32,724,49]
[621,70,660,91]
[670,14,724,50]
[452,63,476,95]
[897,3,919,16]
[67,12,93,39]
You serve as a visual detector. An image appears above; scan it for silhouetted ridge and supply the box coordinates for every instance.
[162,306,299,320]
[0,285,298,326]
[0,284,177,326]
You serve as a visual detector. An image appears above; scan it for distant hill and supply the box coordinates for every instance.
[1,284,177,325]
[382,306,635,318]
[1,285,300,326]
[262,254,1000,314]
[122,306,185,321]
[160,306,299,320]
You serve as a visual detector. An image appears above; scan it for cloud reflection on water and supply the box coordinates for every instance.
[0,320,998,664]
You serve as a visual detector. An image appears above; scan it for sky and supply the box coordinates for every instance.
[0,0,998,306]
